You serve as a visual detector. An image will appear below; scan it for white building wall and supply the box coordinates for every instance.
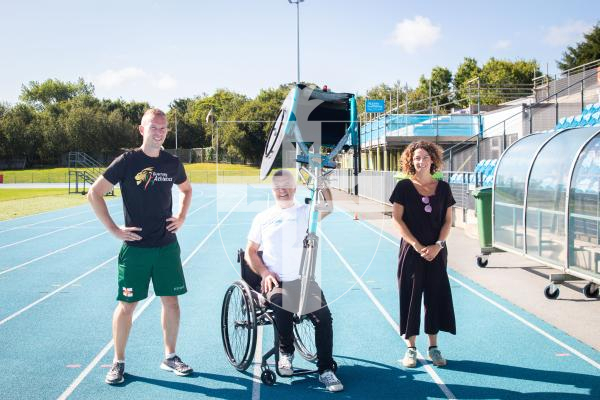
[482,105,525,139]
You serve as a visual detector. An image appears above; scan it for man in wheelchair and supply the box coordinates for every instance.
[245,169,343,392]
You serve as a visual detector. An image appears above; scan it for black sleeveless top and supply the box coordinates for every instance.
[389,179,456,246]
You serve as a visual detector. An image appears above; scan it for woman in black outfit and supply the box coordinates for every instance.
[389,141,456,368]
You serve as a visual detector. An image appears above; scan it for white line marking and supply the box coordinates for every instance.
[0,204,119,234]
[0,198,120,225]
[0,231,108,276]
[0,257,116,326]
[341,211,600,371]
[252,326,263,400]
[320,231,456,400]
[57,195,246,400]
[450,274,600,370]
[0,198,214,277]
[0,216,107,250]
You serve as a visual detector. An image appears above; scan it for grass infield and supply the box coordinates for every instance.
[0,188,120,221]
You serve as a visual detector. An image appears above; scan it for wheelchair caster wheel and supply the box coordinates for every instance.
[261,369,276,386]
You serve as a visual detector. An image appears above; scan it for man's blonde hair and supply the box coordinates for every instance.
[141,108,166,125]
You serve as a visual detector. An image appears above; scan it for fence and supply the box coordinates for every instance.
[444,70,600,174]
[329,169,478,218]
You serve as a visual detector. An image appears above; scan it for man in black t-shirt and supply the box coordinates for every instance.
[88,108,194,385]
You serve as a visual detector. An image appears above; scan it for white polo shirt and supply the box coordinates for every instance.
[247,203,309,282]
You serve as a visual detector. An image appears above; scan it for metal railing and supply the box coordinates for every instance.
[443,69,600,172]
[68,151,112,195]
[533,58,600,96]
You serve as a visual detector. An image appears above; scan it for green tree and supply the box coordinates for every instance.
[0,103,40,160]
[186,89,249,149]
[20,78,94,109]
[167,98,201,149]
[558,23,600,71]
[413,67,452,113]
[216,86,288,163]
[478,58,540,105]
[453,57,481,108]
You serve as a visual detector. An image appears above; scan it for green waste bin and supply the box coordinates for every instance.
[472,186,493,250]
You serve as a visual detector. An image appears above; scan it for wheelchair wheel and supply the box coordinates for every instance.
[221,281,257,371]
[293,314,317,361]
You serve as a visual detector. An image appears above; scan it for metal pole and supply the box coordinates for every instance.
[555,92,559,126]
[581,80,584,112]
[429,79,432,114]
[174,111,178,151]
[502,120,506,151]
[296,1,300,83]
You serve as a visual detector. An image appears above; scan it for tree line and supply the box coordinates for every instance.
[1,25,598,166]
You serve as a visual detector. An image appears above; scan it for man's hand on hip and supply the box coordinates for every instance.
[112,226,142,242]
[166,215,185,233]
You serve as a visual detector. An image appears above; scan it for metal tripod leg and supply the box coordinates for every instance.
[298,233,318,316]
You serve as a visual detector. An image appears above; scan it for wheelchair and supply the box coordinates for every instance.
[221,249,336,385]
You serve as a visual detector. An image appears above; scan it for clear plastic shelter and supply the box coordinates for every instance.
[492,126,600,284]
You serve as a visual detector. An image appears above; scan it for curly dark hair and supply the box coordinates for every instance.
[400,140,444,176]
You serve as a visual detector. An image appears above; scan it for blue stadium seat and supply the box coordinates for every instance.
[556,117,567,129]
[582,113,593,127]
[564,116,575,128]
[583,103,595,114]
[479,159,497,187]
[591,111,600,126]
[573,114,584,127]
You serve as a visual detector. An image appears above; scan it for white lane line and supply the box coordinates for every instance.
[320,231,456,400]
[0,257,116,326]
[186,195,219,217]
[0,207,108,235]
[0,231,108,276]
[0,198,120,225]
[0,216,108,250]
[0,197,221,323]
[57,195,246,400]
[450,274,600,370]
[251,327,264,400]
[0,197,217,277]
[342,211,600,371]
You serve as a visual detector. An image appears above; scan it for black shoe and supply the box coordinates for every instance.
[105,362,125,385]
[160,355,193,376]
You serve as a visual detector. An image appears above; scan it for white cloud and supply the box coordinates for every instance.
[155,74,177,90]
[94,67,177,90]
[390,16,441,53]
[494,39,511,49]
[544,20,592,46]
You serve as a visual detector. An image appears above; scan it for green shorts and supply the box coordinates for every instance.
[116,241,187,302]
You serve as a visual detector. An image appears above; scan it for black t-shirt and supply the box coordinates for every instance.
[103,149,187,248]
[389,179,456,246]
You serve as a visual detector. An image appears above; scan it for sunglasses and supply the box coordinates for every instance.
[422,196,432,213]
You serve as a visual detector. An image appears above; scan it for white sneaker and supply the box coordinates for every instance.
[278,353,294,376]
[402,348,418,368]
[319,370,344,392]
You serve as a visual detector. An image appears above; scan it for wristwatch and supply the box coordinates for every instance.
[436,240,446,249]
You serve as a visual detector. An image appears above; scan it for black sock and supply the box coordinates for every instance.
[429,346,438,350]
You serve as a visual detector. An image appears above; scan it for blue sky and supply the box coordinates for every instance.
[0,0,596,110]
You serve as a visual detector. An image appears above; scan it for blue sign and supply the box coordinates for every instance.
[366,99,385,113]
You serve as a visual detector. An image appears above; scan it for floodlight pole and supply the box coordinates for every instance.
[174,110,178,151]
[288,0,303,84]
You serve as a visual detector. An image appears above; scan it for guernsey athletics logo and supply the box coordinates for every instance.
[135,167,173,190]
